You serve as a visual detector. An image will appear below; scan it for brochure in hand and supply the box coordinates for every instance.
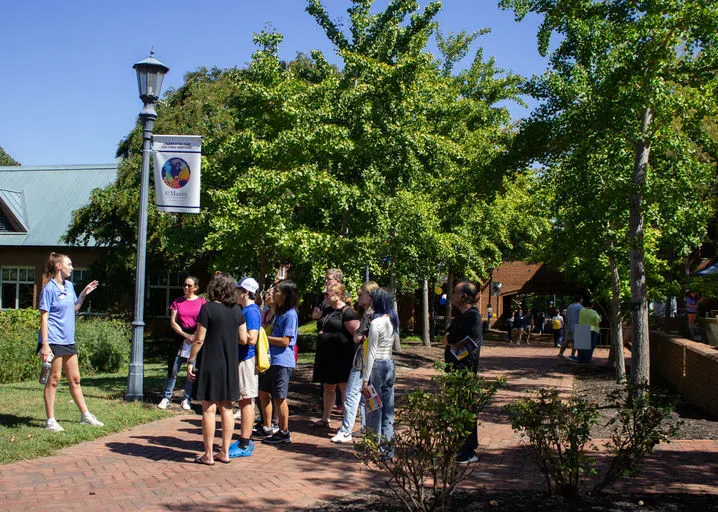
[450,335,479,361]
[362,383,383,412]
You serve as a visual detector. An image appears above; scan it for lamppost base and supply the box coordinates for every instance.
[124,393,144,402]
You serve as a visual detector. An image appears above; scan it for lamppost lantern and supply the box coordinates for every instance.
[126,50,169,402]
[133,50,169,105]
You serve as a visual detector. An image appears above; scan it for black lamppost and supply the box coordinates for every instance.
[126,51,169,401]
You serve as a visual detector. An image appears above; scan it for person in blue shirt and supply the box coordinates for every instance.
[229,276,261,458]
[261,279,298,445]
[38,252,103,432]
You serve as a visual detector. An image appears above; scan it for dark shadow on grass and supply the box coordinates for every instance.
[0,413,42,428]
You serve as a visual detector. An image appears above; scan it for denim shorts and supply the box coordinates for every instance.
[259,365,293,400]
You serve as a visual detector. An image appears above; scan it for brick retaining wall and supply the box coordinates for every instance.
[650,330,718,418]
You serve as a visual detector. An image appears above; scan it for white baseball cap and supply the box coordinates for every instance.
[237,277,259,294]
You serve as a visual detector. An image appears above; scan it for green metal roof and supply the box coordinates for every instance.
[0,164,117,246]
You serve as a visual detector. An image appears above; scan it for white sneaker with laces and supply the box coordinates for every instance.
[80,412,104,427]
[233,410,242,419]
[45,418,64,433]
[181,399,191,411]
[158,398,170,409]
[330,431,353,444]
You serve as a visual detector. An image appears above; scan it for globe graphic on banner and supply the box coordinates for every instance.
[161,157,191,189]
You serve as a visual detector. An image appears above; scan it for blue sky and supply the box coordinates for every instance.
[1,1,545,166]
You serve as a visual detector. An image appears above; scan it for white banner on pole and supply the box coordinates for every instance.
[152,135,201,213]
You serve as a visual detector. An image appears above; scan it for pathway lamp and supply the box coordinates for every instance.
[126,51,169,401]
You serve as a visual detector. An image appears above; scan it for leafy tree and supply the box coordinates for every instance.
[0,146,19,166]
[502,0,718,384]
[67,1,528,317]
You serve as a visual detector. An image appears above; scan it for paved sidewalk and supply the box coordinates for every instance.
[1,341,716,511]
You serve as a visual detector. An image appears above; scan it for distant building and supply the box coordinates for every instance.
[0,164,117,310]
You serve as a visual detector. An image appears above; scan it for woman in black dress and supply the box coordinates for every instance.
[312,282,360,428]
[187,272,248,465]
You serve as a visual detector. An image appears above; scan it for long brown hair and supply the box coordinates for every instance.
[327,283,353,308]
[42,252,68,287]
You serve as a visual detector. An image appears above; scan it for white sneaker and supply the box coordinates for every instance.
[181,399,191,411]
[80,412,104,427]
[45,418,64,433]
[330,431,353,444]
[158,398,170,409]
[233,409,242,419]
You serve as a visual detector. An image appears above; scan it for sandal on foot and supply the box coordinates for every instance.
[312,419,333,428]
[215,453,231,464]
[194,456,215,466]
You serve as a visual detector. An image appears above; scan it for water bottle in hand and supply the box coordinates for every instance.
[39,353,54,385]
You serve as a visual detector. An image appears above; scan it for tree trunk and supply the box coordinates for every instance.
[391,270,401,352]
[609,254,626,383]
[444,270,454,331]
[422,279,431,346]
[629,107,653,386]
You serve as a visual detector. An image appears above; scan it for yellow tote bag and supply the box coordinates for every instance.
[256,327,270,373]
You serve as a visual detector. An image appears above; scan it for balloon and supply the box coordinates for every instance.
[434,286,443,296]
[439,294,447,305]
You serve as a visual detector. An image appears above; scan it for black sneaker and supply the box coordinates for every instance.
[456,452,479,465]
[262,430,292,444]
[252,424,279,439]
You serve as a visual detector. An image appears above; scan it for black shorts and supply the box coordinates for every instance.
[36,344,78,357]
[258,365,293,400]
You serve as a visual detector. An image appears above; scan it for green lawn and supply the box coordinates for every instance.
[0,362,174,465]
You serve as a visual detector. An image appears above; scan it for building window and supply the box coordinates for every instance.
[148,271,185,317]
[1,267,35,309]
[72,268,92,291]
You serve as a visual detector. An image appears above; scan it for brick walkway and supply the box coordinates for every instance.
[1,341,716,511]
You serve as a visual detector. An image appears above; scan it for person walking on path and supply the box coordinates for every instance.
[158,275,206,411]
[442,280,483,464]
[512,309,525,345]
[332,281,379,443]
[38,252,103,432]
[559,296,583,360]
[229,277,261,458]
[187,272,248,465]
[261,279,300,445]
[362,288,398,448]
[551,308,564,348]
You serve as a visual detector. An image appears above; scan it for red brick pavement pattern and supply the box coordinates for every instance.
[1,342,716,511]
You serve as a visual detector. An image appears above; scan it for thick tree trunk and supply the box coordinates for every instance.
[422,279,431,346]
[609,254,626,383]
[444,270,454,331]
[629,107,653,386]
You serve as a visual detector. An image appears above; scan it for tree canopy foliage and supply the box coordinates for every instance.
[0,146,20,166]
[67,0,530,302]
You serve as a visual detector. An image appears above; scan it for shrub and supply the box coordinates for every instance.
[0,310,130,383]
[355,362,503,512]
[507,384,681,496]
[75,317,131,374]
[505,389,599,496]
[0,309,42,383]
[593,383,681,493]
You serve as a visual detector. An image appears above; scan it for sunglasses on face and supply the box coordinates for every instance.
[184,284,194,288]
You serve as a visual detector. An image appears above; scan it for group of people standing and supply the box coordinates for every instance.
[159,273,298,464]
[311,269,398,446]
[38,253,484,465]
